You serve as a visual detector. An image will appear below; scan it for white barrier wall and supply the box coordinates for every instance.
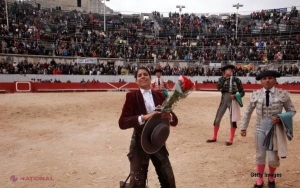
[0,75,299,84]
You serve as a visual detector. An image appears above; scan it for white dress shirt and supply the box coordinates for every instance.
[151,77,167,90]
[263,86,275,104]
[137,88,173,125]
[138,89,155,125]
[229,76,233,93]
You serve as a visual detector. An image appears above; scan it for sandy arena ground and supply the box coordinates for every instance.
[1,91,300,188]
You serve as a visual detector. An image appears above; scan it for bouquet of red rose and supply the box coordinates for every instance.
[161,75,195,112]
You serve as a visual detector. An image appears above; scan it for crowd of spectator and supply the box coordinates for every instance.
[151,10,300,62]
[28,77,300,85]
[0,0,161,60]
[2,57,300,78]
[0,0,300,79]
[29,78,103,84]
[277,64,299,75]
[31,78,62,83]
[282,81,300,85]
[0,0,300,63]
[154,7,300,35]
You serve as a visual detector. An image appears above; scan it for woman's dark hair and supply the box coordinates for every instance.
[134,67,152,79]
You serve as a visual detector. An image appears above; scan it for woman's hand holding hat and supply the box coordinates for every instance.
[142,111,160,122]
[161,112,171,121]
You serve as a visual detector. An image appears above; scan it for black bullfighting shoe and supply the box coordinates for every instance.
[253,182,264,188]
[268,180,275,188]
[206,139,217,143]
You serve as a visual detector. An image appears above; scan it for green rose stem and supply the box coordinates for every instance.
[162,82,185,112]
[162,91,181,112]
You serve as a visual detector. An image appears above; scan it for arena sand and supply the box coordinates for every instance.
[1,92,300,188]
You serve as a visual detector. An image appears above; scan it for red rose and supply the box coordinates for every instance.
[178,76,195,92]
[161,75,195,112]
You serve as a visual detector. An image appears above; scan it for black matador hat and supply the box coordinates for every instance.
[256,70,281,81]
[154,69,163,74]
[141,114,170,154]
[221,64,235,72]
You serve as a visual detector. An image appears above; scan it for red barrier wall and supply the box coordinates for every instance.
[31,83,117,92]
[15,82,31,92]
[0,83,14,93]
[1,82,300,93]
